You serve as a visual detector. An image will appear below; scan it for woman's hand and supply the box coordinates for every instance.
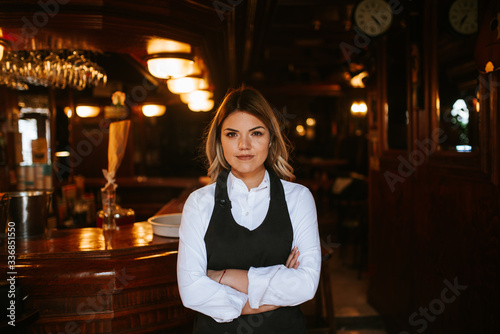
[285,246,300,269]
[241,301,279,315]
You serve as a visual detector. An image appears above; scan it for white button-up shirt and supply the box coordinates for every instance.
[177,170,321,323]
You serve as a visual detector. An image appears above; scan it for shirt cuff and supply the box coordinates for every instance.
[247,265,283,309]
[214,285,249,323]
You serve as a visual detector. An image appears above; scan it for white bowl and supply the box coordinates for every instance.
[147,213,182,238]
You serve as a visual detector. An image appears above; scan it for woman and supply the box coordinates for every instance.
[177,86,321,333]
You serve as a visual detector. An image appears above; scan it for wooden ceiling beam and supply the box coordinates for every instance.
[260,83,343,97]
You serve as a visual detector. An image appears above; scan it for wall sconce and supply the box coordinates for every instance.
[350,71,369,88]
[296,125,306,136]
[142,104,166,117]
[146,53,195,79]
[306,117,316,126]
[64,107,73,118]
[55,151,70,158]
[167,75,204,94]
[350,101,367,116]
[76,105,100,118]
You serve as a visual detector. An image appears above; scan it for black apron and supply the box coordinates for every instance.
[194,168,306,334]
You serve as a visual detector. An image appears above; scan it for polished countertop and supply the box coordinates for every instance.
[2,222,179,259]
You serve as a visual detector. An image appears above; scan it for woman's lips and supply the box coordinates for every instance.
[236,155,254,160]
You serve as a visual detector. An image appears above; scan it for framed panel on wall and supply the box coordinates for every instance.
[435,0,480,153]
[426,0,496,175]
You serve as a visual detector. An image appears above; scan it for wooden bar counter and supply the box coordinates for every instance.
[0,223,194,334]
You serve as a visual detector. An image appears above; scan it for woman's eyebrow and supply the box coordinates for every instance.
[223,126,265,132]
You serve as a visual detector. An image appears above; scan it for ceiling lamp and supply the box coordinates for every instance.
[0,32,9,62]
[76,105,100,118]
[146,53,195,79]
[147,39,191,54]
[180,89,213,104]
[167,76,204,94]
[188,98,214,112]
[142,104,166,117]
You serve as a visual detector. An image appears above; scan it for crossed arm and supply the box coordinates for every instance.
[207,247,301,315]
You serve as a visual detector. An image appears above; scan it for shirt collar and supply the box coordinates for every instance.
[227,170,270,195]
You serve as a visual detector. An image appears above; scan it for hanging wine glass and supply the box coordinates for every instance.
[33,52,46,86]
[23,51,38,84]
[43,51,61,87]
[96,64,107,87]
[64,50,80,88]
[0,49,107,90]
[56,50,69,89]
[72,53,87,90]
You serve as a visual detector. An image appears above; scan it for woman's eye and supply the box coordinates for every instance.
[226,132,237,138]
[252,131,263,136]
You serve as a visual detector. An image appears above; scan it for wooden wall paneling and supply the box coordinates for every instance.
[378,37,388,153]
[367,18,417,330]
[406,8,416,160]
[488,72,500,184]
[413,169,500,333]
[478,73,491,176]
[427,0,439,143]
[367,157,416,333]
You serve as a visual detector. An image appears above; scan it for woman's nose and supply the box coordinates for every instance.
[239,136,250,149]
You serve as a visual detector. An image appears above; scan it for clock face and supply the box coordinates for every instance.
[353,0,393,37]
[449,0,478,35]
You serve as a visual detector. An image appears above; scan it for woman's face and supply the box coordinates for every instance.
[220,111,271,182]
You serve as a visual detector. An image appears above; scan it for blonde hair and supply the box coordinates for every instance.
[204,86,295,182]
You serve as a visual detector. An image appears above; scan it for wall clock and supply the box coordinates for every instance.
[448,0,478,35]
[353,0,393,37]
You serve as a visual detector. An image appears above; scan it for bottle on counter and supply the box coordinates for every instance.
[96,205,135,228]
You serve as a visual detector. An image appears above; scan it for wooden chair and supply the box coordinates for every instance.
[308,244,337,334]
